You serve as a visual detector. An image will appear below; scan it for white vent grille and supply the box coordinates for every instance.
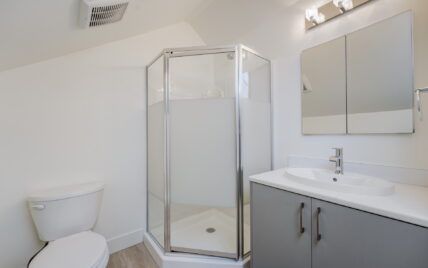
[80,0,129,28]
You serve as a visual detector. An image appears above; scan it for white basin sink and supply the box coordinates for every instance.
[285,168,395,196]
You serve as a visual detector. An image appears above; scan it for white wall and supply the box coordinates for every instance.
[190,0,428,171]
[0,22,204,268]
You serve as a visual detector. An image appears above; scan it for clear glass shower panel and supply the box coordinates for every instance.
[240,50,271,255]
[147,56,165,248]
[169,52,238,258]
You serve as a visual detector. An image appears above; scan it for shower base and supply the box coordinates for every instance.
[151,208,250,256]
[144,232,250,268]
[146,208,250,268]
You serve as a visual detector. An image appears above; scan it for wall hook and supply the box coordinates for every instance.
[415,88,428,121]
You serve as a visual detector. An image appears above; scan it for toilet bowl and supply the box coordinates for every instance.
[29,231,109,268]
[28,182,108,268]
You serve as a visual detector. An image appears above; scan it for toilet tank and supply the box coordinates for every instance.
[28,182,104,241]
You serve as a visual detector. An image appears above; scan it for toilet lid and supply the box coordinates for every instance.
[30,231,109,268]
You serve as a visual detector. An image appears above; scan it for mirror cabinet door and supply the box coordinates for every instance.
[301,37,347,135]
[301,11,414,135]
[346,11,414,134]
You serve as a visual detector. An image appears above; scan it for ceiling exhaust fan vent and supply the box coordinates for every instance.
[80,0,129,28]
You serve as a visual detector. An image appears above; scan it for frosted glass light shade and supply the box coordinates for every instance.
[305,7,325,24]
[333,0,354,11]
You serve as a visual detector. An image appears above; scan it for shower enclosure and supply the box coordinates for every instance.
[146,45,271,260]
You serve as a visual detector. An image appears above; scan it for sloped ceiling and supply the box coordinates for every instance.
[0,0,304,72]
[0,0,212,71]
[187,0,301,47]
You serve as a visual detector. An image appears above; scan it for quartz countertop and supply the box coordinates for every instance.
[249,168,428,228]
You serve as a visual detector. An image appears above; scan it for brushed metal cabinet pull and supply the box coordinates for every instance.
[299,202,305,234]
[316,207,322,241]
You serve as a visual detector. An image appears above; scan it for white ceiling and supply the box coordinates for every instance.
[0,0,212,71]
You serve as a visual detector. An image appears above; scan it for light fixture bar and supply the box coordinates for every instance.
[305,0,373,30]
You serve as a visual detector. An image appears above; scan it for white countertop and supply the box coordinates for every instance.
[250,168,428,228]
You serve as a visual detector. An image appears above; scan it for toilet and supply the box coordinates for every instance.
[27,182,109,268]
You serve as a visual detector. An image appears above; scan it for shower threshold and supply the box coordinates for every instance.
[150,208,250,257]
[144,231,250,268]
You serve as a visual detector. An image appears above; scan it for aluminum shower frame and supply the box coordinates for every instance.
[146,44,272,260]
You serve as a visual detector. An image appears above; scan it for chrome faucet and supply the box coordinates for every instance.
[329,148,343,175]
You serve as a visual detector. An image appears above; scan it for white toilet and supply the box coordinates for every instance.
[27,182,109,268]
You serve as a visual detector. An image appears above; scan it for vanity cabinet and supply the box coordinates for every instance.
[251,183,311,268]
[251,182,428,268]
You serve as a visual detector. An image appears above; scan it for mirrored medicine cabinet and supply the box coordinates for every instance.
[301,11,414,135]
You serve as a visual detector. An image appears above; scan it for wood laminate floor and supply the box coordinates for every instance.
[107,243,159,268]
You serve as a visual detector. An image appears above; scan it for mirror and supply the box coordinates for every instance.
[346,12,413,133]
[301,11,414,134]
[301,37,347,134]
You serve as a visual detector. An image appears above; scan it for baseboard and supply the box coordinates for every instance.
[107,228,144,254]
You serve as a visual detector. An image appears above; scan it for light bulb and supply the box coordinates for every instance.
[305,7,325,24]
[333,0,353,12]
[317,13,326,24]
[305,7,318,21]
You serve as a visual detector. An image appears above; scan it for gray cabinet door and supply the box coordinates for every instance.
[312,199,428,268]
[251,183,311,268]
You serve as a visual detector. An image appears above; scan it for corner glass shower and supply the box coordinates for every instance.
[147,45,271,260]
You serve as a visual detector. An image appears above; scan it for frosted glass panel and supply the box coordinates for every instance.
[169,53,237,258]
[147,56,165,247]
[240,50,272,255]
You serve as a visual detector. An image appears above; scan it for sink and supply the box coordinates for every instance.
[285,168,395,196]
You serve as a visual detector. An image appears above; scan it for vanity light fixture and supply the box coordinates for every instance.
[305,0,373,30]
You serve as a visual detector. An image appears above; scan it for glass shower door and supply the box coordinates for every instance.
[240,49,272,256]
[147,55,165,247]
[168,51,238,258]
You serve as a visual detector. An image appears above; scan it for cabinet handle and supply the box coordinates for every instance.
[299,202,305,234]
[316,207,322,241]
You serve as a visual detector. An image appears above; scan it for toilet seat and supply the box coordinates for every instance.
[29,231,109,268]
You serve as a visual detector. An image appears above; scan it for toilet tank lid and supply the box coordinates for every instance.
[28,182,105,202]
